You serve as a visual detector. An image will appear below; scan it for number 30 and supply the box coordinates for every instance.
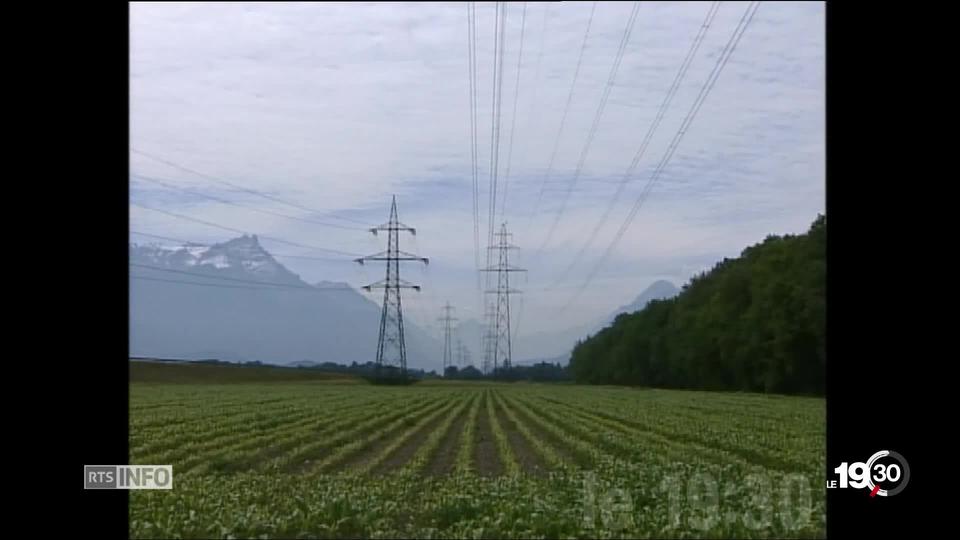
[873,464,901,483]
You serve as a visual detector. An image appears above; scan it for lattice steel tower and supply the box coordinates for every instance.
[456,337,466,367]
[438,302,458,375]
[356,196,428,378]
[461,344,472,370]
[481,223,526,376]
[481,301,497,375]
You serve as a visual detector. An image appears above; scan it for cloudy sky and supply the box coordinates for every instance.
[130,1,824,342]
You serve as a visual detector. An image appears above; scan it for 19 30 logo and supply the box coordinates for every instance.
[829,450,909,497]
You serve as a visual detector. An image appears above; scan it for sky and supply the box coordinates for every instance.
[130,1,825,340]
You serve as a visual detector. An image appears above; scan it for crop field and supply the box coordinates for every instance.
[129,380,825,538]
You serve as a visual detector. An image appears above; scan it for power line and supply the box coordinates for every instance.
[408,234,440,336]
[506,2,550,228]
[498,1,527,222]
[130,148,372,227]
[535,1,641,255]
[131,202,363,258]
[509,249,527,360]
[561,1,761,311]
[129,274,354,292]
[467,3,480,295]
[486,1,508,273]
[527,1,597,227]
[551,1,722,288]
[129,230,351,262]
[130,231,208,246]
[131,173,365,231]
[130,274,273,290]
[130,263,356,291]
[484,2,508,339]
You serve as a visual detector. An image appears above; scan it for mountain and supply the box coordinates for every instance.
[514,281,679,363]
[453,280,680,366]
[130,235,444,370]
[133,235,301,283]
[600,280,680,327]
[446,317,582,368]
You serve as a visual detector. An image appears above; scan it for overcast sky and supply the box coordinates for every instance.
[130,1,825,341]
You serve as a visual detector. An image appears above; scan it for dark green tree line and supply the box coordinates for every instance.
[569,214,825,395]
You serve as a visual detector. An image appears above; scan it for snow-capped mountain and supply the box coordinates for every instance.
[129,235,443,370]
[131,235,301,283]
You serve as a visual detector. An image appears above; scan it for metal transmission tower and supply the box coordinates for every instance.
[438,302,458,375]
[481,223,526,377]
[356,196,428,379]
[461,345,472,370]
[482,328,496,375]
[456,337,468,368]
[481,302,498,375]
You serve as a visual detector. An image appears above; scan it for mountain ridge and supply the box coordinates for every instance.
[131,236,681,370]
[453,279,681,366]
[130,236,444,370]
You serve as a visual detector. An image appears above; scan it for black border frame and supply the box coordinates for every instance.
[52,2,928,537]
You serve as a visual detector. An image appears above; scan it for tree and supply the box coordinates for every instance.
[568,214,826,396]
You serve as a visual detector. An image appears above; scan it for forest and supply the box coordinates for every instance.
[569,214,825,395]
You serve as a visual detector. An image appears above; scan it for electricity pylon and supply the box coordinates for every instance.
[481,223,526,377]
[456,337,465,367]
[481,302,497,375]
[462,345,472,371]
[356,195,428,378]
[438,302,458,376]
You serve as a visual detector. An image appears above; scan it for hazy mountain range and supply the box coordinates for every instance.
[129,235,679,371]
[453,279,681,365]
[129,235,444,369]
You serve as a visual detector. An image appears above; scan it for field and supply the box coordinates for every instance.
[129,373,826,538]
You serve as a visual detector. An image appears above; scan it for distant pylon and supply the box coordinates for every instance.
[462,345,472,370]
[438,302,458,376]
[481,302,497,375]
[482,329,496,375]
[481,223,526,377]
[356,196,428,378]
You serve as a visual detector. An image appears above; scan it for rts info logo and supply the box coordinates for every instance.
[84,465,173,490]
